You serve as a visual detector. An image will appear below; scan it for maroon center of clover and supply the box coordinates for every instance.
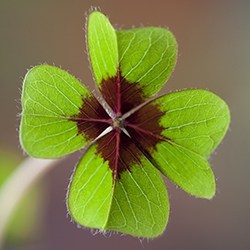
[70,71,168,180]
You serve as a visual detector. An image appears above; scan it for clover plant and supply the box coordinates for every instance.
[19,10,230,238]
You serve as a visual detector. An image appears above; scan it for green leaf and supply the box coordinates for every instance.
[153,142,215,198]
[117,27,177,97]
[67,145,113,229]
[20,64,91,158]
[148,89,230,198]
[155,89,230,157]
[68,144,169,238]
[88,11,119,85]
[106,156,169,238]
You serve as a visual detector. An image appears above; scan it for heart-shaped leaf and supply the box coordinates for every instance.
[68,142,168,237]
[20,65,93,158]
[126,89,230,198]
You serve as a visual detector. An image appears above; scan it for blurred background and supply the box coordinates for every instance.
[0,0,249,249]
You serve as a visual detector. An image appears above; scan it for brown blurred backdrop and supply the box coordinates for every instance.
[0,0,249,249]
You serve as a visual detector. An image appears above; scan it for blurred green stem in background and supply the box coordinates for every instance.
[0,157,59,249]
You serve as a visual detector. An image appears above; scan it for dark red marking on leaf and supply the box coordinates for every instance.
[100,71,146,115]
[125,101,170,151]
[70,96,111,140]
[96,129,143,179]
[70,70,170,180]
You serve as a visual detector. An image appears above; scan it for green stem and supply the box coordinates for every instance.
[0,157,60,249]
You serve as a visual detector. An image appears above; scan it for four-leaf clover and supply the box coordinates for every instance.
[19,11,230,238]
